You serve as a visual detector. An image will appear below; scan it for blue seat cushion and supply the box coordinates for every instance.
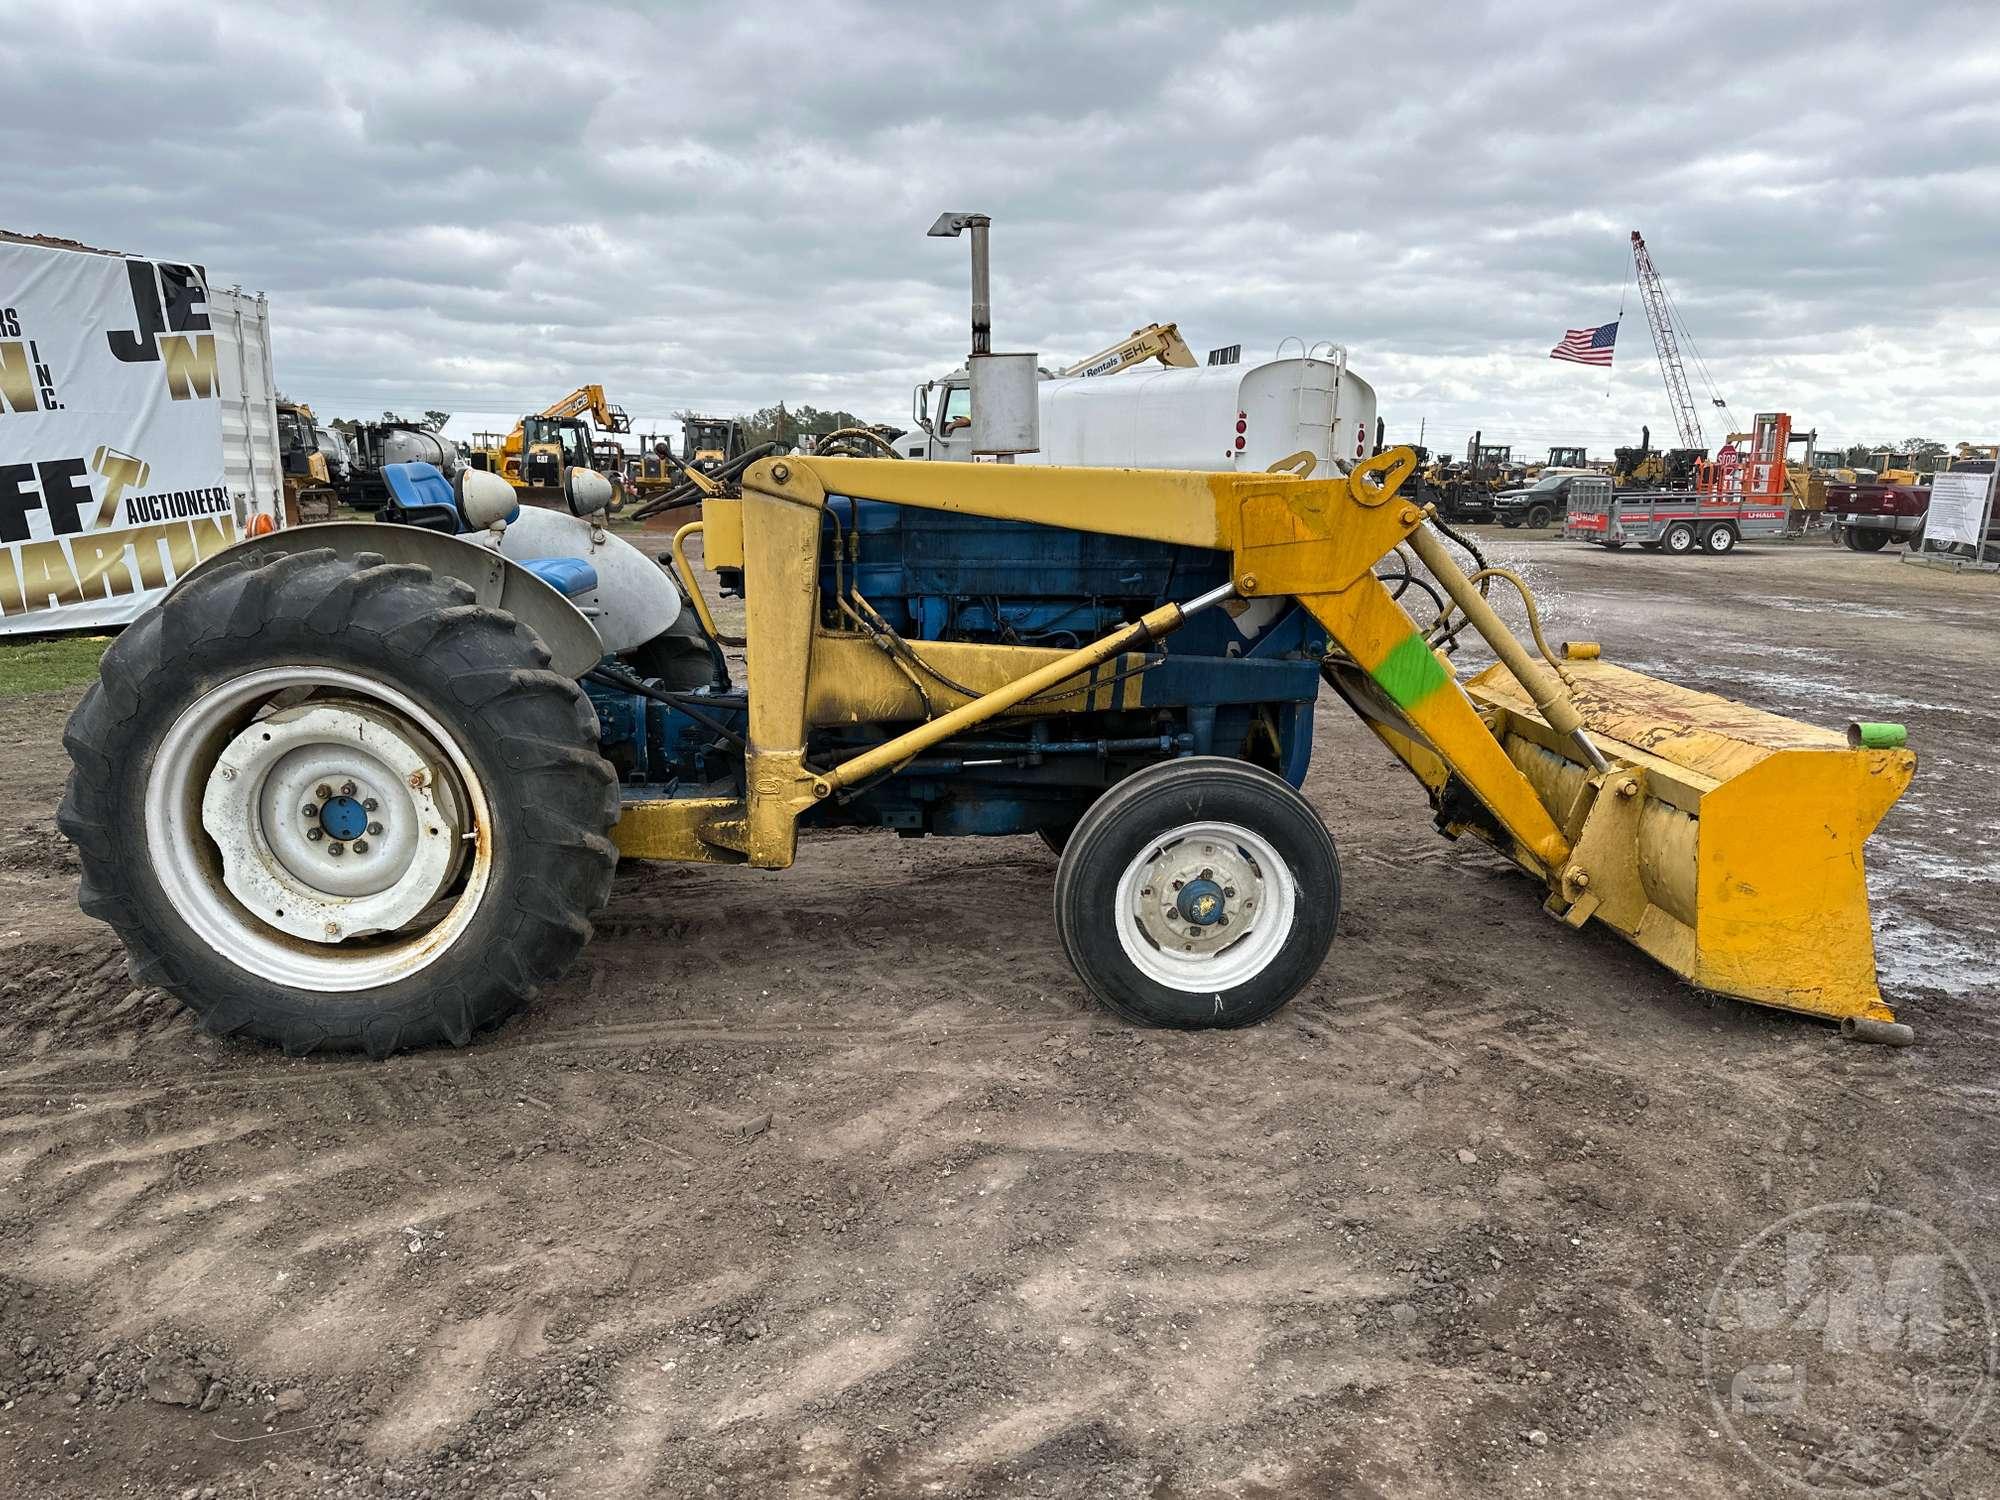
[521,557,598,597]
[381,462,457,514]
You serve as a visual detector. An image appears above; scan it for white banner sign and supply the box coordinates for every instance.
[1,239,243,633]
[1923,470,1995,549]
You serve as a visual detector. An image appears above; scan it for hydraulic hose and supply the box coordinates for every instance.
[1432,566,1569,679]
[630,442,783,521]
[1429,513,1491,595]
[1404,525,1611,773]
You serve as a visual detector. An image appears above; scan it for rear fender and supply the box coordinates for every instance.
[163,521,605,678]
[495,508,680,654]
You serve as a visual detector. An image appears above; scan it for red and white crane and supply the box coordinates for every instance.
[1629,230,1709,452]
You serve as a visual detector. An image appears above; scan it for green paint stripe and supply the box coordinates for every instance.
[1371,632,1450,710]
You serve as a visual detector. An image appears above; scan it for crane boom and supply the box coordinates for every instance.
[1059,322,1198,379]
[1629,232,1704,452]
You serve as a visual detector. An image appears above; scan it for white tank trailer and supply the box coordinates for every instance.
[377,424,461,476]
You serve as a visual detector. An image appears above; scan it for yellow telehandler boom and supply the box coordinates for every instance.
[1059,322,1200,378]
[476,386,634,487]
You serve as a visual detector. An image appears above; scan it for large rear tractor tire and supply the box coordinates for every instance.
[58,548,619,1056]
[1053,758,1339,1029]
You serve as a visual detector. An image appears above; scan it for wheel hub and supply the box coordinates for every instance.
[1176,877,1227,927]
[201,699,468,945]
[1131,834,1263,957]
[316,793,369,843]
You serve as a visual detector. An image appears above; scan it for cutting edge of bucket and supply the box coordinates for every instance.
[1463,662,1916,1024]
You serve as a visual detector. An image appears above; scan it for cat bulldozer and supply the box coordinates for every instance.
[275,402,340,524]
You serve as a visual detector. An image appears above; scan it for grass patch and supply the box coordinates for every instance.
[0,633,111,698]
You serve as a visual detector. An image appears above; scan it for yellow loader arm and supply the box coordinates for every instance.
[645,447,1913,1025]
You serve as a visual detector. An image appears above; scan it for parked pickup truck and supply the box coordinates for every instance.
[1563,482,1787,555]
[1493,469,1594,528]
[1823,479,1927,551]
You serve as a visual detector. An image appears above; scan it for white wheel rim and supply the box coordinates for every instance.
[142,666,494,993]
[1713,528,1734,551]
[1112,820,1298,994]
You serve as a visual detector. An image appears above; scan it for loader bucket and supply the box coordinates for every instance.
[1460,657,1915,1023]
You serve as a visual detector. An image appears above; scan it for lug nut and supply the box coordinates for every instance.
[1200,867,1213,879]
[341,781,357,796]
[1140,886,1153,898]
[302,804,319,818]
[316,784,333,800]
[1219,915,1231,926]
[306,828,324,842]
[329,843,345,856]
[367,822,383,835]
[1189,926,1202,938]
[1171,878,1183,890]
[353,839,369,853]
[363,798,379,812]
[1223,886,1236,898]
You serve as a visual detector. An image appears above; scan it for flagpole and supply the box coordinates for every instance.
[1605,255,1628,403]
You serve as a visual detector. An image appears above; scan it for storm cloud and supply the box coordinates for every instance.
[5,0,1995,458]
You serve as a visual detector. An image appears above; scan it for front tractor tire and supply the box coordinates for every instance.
[58,549,619,1057]
[1053,758,1339,1029]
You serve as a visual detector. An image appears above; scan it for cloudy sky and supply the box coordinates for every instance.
[5,0,1995,460]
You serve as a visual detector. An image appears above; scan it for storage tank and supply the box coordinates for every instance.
[907,352,1377,477]
[378,424,461,476]
[1024,355,1376,477]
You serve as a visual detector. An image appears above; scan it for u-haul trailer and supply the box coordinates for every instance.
[1564,483,1787,555]
[0,231,283,636]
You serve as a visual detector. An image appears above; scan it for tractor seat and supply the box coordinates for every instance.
[521,557,599,598]
[380,461,457,514]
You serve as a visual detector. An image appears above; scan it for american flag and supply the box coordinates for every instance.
[1550,320,1618,367]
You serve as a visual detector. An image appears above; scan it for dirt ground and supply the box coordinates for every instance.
[1,530,1995,1499]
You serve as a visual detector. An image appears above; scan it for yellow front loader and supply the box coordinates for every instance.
[64,446,1914,1056]
[637,448,1912,1028]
